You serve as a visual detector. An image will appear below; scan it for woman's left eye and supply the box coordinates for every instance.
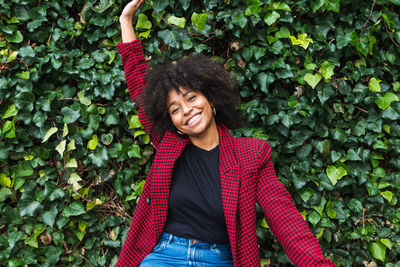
[188,95,196,101]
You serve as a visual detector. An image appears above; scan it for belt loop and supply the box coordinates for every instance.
[167,233,173,244]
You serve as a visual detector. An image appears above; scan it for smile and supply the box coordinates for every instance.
[186,113,201,127]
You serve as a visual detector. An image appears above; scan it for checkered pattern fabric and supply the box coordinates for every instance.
[116,40,335,267]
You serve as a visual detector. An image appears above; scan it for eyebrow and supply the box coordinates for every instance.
[167,90,194,110]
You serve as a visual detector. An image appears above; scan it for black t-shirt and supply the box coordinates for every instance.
[164,144,230,244]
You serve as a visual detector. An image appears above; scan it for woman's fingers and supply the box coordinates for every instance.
[121,0,145,19]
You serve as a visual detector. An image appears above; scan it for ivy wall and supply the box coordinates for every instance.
[1,0,400,266]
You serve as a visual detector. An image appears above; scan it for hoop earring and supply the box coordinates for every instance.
[212,106,216,116]
[177,130,183,135]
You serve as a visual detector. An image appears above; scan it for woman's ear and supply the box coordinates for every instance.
[211,105,216,116]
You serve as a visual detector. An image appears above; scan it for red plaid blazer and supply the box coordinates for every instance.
[116,40,335,267]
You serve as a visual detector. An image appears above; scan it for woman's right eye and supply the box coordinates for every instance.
[171,108,179,114]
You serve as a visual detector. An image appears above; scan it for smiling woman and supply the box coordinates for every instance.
[139,53,244,145]
[166,88,218,150]
[116,0,336,266]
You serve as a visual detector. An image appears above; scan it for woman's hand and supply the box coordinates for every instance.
[120,0,146,43]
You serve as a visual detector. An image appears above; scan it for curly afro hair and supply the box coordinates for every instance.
[139,54,244,137]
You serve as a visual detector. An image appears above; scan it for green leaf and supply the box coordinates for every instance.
[77,57,95,70]
[79,220,87,232]
[327,0,340,12]
[65,158,78,168]
[128,145,141,158]
[75,229,85,241]
[308,211,321,226]
[0,187,12,202]
[264,11,280,26]
[42,205,58,227]
[128,115,142,129]
[178,0,190,10]
[383,124,390,134]
[348,198,363,213]
[55,140,66,158]
[1,104,18,119]
[369,78,382,92]
[319,61,335,80]
[87,135,98,150]
[336,30,354,49]
[345,148,361,161]
[62,123,68,137]
[304,73,322,89]
[88,147,109,167]
[373,140,387,150]
[354,119,367,136]
[299,187,314,203]
[69,173,82,191]
[136,14,152,29]
[134,130,146,138]
[2,120,16,138]
[326,165,347,186]
[289,34,313,49]
[66,139,76,152]
[245,0,263,16]
[271,2,291,12]
[356,37,369,56]
[19,198,44,217]
[191,12,208,31]
[232,12,248,29]
[101,133,113,145]
[138,30,151,39]
[380,238,392,250]
[62,201,86,217]
[369,242,386,262]
[393,81,400,92]
[275,27,290,38]
[375,92,399,110]
[257,72,274,93]
[92,0,114,13]
[310,0,326,12]
[330,151,342,162]
[6,30,23,43]
[17,161,34,177]
[380,191,393,202]
[326,199,337,219]
[0,173,12,188]
[61,107,80,124]
[158,29,186,49]
[153,0,169,12]
[77,91,92,106]
[167,15,186,28]
[49,188,65,202]
[382,106,400,120]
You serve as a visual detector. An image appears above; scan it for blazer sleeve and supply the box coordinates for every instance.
[116,173,153,267]
[116,40,162,148]
[256,142,335,267]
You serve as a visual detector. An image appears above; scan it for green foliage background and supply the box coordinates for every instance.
[1,0,400,266]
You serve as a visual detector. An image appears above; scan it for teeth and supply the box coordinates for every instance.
[187,114,201,126]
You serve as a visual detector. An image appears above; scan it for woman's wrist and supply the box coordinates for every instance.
[119,15,133,25]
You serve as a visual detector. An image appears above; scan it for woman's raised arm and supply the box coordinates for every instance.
[119,0,145,43]
[117,0,162,147]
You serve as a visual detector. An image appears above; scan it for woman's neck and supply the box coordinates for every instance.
[188,122,219,151]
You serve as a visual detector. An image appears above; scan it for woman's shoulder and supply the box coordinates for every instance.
[232,136,271,159]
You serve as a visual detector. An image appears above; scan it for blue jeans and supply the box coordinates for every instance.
[139,232,234,267]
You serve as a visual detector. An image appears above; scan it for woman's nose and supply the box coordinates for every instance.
[182,103,192,114]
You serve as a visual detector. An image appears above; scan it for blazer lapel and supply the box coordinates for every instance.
[151,131,190,238]
[218,124,240,253]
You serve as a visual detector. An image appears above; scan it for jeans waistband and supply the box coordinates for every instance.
[160,232,231,249]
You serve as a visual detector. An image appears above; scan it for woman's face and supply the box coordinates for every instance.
[166,86,216,139]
